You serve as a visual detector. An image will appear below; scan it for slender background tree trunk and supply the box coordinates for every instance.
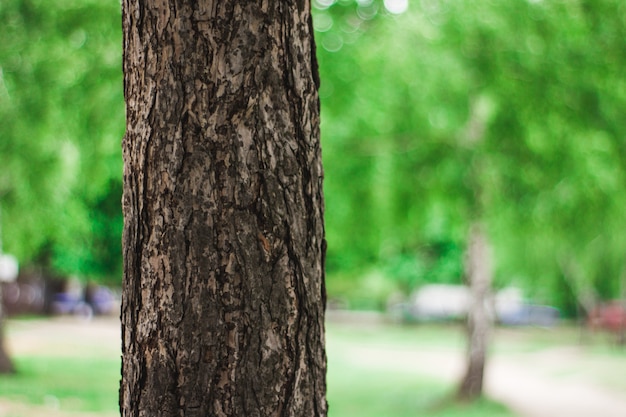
[457,95,494,401]
[458,223,492,402]
[0,288,15,374]
[120,1,326,416]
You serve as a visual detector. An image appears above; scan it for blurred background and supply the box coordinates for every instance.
[1,0,626,416]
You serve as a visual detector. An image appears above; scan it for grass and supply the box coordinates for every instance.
[0,356,121,413]
[4,318,625,416]
[0,318,520,416]
[326,322,516,417]
[327,353,513,417]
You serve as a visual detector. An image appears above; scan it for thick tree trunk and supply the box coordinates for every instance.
[458,224,492,402]
[120,2,326,416]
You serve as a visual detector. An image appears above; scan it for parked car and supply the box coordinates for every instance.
[498,304,560,327]
[588,301,626,345]
[51,279,118,318]
[388,284,559,327]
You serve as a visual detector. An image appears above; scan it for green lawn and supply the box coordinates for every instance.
[0,318,519,416]
[0,355,121,413]
[326,322,516,417]
[327,353,513,417]
[0,351,513,417]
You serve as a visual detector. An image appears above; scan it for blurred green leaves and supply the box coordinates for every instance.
[0,0,123,281]
[2,0,626,308]
[317,0,626,312]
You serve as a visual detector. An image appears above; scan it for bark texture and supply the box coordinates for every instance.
[458,224,492,402]
[120,1,326,416]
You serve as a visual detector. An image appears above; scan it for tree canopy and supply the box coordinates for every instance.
[2,0,626,312]
[0,0,124,282]
[315,0,626,313]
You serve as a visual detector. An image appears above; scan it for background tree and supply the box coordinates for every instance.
[2,0,626,347]
[315,0,626,315]
[314,2,626,399]
[0,0,124,282]
[0,296,15,373]
[457,224,492,401]
[120,1,326,416]
[2,0,624,319]
[0,0,124,372]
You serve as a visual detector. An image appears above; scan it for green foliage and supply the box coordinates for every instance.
[327,268,399,310]
[384,241,464,292]
[0,0,124,281]
[316,0,626,311]
[2,0,626,305]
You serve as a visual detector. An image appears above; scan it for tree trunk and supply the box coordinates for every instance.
[458,223,492,402]
[120,2,326,416]
[0,286,16,374]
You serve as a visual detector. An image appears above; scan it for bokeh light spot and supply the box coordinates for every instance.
[384,0,409,14]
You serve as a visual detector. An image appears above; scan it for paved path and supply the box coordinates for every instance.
[341,343,626,417]
[487,353,626,417]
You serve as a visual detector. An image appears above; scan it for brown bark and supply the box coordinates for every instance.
[458,223,492,402]
[0,333,14,374]
[456,95,493,402]
[0,286,16,374]
[120,1,326,416]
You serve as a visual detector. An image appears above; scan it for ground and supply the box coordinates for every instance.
[342,341,626,417]
[0,317,120,417]
[2,316,626,417]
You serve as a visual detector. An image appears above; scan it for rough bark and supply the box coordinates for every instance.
[120,1,326,416]
[457,223,492,402]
